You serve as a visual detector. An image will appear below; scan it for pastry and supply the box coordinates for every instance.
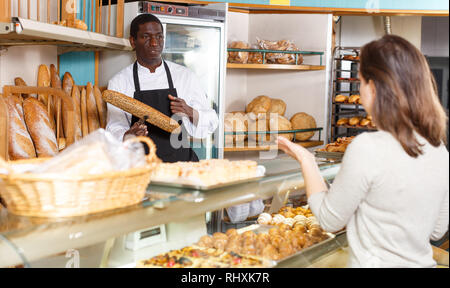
[293,223,307,234]
[228,41,250,64]
[268,227,280,237]
[6,95,37,160]
[257,213,272,225]
[272,214,285,225]
[349,116,361,126]
[225,229,238,238]
[246,95,271,115]
[283,218,296,227]
[268,114,293,141]
[290,112,317,141]
[293,214,307,225]
[248,52,263,64]
[334,94,348,103]
[348,94,360,104]
[197,235,214,248]
[267,98,286,116]
[336,118,349,126]
[23,97,58,157]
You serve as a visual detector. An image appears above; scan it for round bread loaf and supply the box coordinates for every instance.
[290,112,317,141]
[268,98,286,116]
[247,112,268,143]
[224,112,248,146]
[246,95,271,114]
[269,114,293,141]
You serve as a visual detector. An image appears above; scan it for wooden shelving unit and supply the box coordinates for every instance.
[224,140,324,152]
[227,63,325,71]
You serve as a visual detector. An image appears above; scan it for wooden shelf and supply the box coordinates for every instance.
[224,140,324,152]
[227,63,325,71]
[0,18,131,52]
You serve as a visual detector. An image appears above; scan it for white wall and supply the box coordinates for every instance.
[337,16,422,49]
[0,46,58,89]
[421,16,449,57]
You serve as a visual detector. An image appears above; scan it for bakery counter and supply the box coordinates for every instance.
[0,160,340,267]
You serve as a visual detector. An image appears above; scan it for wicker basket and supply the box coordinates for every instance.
[0,137,158,218]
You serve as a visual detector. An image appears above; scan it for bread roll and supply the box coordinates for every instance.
[336,118,349,126]
[86,83,100,133]
[80,87,89,137]
[71,85,83,140]
[246,95,271,114]
[6,95,36,160]
[360,118,370,127]
[348,95,360,104]
[290,112,317,141]
[37,64,51,105]
[23,97,58,157]
[349,117,361,126]
[268,98,286,116]
[269,114,293,141]
[247,113,268,143]
[334,95,348,103]
[94,85,107,129]
[366,115,372,121]
[14,77,30,99]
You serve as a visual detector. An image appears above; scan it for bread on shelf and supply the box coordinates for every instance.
[246,95,271,114]
[334,95,348,103]
[348,94,360,104]
[290,112,317,141]
[336,118,349,126]
[349,116,361,126]
[268,98,286,116]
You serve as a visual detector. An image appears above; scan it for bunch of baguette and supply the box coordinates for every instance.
[4,64,107,161]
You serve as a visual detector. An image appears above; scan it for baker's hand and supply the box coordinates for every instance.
[123,121,148,141]
[169,94,199,125]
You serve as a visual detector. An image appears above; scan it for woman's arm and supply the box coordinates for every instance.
[276,137,328,198]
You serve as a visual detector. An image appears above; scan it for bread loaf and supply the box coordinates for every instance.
[80,87,89,136]
[37,64,51,106]
[228,41,250,64]
[94,85,107,129]
[348,95,360,104]
[224,112,248,145]
[62,72,74,97]
[290,112,317,141]
[86,83,100,133]
[334,95,348,103]
[71,85,83,140]
[50,64,63,139]
[336,118,349,126]
[247,113,268,143]
[14,78,30,99]
[0,95,8,160]
[349,117,361,126]
[23,97,58,157]
[269,115,293,141]
[268,98,286,116]
[246,95,271,114]
[6,95,36,160]
[102,90,181,133]
[61,72,79,145]
[360,118,371,127]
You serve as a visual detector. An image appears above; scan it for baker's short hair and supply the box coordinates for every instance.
[130,14,163,39]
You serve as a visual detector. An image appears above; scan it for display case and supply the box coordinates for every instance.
[0,159,348,268]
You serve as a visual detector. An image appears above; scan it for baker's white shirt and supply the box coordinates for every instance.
[106,60,218,140]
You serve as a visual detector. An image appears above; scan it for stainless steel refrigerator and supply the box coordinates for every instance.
[99,1,227,159]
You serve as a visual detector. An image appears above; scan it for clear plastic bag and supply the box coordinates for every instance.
[248,199,265,218]
[256,38,302,65]
[228,41,250,64]
[30,129,146,175]
[226,203,250,223]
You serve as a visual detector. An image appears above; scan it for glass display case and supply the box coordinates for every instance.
[0,159,349,268]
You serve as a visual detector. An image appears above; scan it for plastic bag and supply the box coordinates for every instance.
[248,199,265,218]
[256,38,302,65]
[248,44,263,64]
[228,41,250,64]
[30,129,146,175]
[226,203,250,223]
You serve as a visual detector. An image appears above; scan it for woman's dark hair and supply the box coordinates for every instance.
[130,14,163,39]
[360,35,448,157]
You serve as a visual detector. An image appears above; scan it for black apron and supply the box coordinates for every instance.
[131,61,198,163]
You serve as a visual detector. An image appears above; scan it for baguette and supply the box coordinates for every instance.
[0,95,8,160]
[37,64,51,105]
[94,85,107,129]
[23,97,58,158]
[50,64,64,139]
[6,95,37,160]
[14,77,30,99]
[80,87,89,136]
[71,85,83,141]
[102,90,181,133]
[61,72,80,145]
[86,82,100,133]
[62,72,74,97]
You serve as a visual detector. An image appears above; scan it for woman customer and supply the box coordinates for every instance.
[277,35,449,268]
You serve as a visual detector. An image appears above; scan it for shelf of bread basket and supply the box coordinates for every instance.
[224,128,323,152]
[227,48,325,70]
[0,136,158,218]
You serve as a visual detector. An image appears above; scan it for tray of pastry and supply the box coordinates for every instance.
[149,159,266,190]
